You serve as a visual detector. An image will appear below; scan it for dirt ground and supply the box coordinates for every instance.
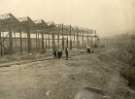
[0,49,135,99]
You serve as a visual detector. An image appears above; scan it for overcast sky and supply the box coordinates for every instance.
[0,0,134,37]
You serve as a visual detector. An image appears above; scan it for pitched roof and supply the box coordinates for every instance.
[47,21,55,26]
[0,13,14,20]
[34,19,48,26]
[34,19,43,24]
[0,13,19,30]
[17,16,35,28]
[18,17,33,23]
[0,13,19,23]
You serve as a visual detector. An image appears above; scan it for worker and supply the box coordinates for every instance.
[65,47,69,60]
[53,49,57,58]
[57,49,62,59]
[86,46,91,53]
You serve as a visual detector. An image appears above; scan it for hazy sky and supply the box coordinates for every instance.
[0,0,134,36]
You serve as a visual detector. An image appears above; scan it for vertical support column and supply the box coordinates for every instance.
[48,34,50,49]
[94,30,97,47]
[36,32,38,51]
[66,28,68,48]
[52,33,55,51]
[69,25,72,49]
[76,32,77,48]
[24,33,28,52]
[74,32,76,41]
[73,32,76,48]
[90,30,93,48]
[66,37,68,48]
[47,34,49,49]
[77,32,79,49]
[61,24,64,50]
[41,32,44,50]
[9,30,13,54]
[70,39,72,49]
[91,36,93,48]
[38,33,40,49]
[14,32,16,50]
[0,31,3,56]
[27,30,31,53]
[43,33,46,49]
[45,34,48,48]
[20,31,23,53]
[82,32,85,48]
[86,32,89,47]
[58,32,60,49]
[88,36,90,47]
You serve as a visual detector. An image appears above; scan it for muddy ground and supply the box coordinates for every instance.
[0,49,135,99]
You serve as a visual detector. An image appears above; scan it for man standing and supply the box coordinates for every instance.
[65,47,69,60]
[53,49,57,58]
[58,49,62,59]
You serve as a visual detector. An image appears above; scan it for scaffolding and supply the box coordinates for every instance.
[0,13,99,56]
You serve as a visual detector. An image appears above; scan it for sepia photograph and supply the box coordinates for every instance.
[0,0,135,99]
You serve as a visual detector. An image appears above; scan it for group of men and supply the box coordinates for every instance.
[53,48,69,60]
[53,46,94,60]
[86,47,94,53]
